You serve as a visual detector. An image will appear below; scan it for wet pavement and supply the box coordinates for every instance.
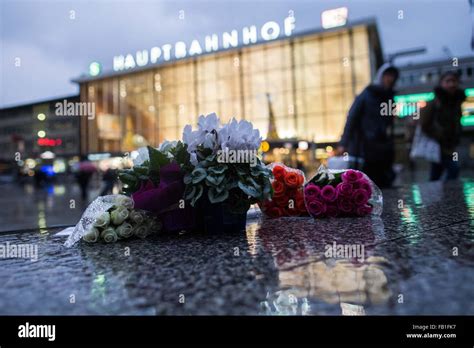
[0,180,105,232]
[0,179,473,315]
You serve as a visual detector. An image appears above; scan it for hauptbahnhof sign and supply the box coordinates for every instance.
[112,16,296,72]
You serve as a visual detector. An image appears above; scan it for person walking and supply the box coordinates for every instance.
[99,167,117,196]
[420,71,465,181]
[337,63,399,188]
[75,155,96,201]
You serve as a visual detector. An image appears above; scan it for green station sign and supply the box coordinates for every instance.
[394,88,474,127]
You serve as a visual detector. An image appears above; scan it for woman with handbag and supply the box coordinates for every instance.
[420,71,465,181]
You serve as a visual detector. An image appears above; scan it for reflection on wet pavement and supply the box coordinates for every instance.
[253,215,392,315]
[0,179,473,315]
[278,258,391,305]
[0,182,99,232]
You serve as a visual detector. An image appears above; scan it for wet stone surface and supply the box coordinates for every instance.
[0,179,473,315]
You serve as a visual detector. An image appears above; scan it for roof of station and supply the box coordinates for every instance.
[72,17,382,84]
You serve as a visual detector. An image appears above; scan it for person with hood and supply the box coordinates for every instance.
[420,71,465,181]
[337,63,399,188]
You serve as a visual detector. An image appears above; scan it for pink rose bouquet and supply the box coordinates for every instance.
[303,166,382,219]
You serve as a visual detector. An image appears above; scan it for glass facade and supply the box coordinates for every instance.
[79,24,379,154]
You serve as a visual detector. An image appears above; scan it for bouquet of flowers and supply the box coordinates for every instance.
[63,113,274,244]
[259,163,308,218]
[118,142,197,233]
[303,166,382,219]
[64,195,161,247]
[118,140,182,195]
[181,113,273,214]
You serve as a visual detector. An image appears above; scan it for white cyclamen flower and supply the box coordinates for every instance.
[190,153,198,166]
[183,113,221,153]
[203,132,217,150]
[158,140,178,156]
[219,118,261,151]
[182,113,261,161]
[182,125,200,153]
[197,113,219,132]
[132,147,149,166]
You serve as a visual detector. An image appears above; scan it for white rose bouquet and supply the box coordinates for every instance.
[65,195,162,247]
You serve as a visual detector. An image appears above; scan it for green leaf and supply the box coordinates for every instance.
[250,165,263,177]
[208,164,227,175]
[191,167,207,184]
[147,146,170,173]
[227,179,238,190]
[190,185,204,206]
[133,165,149,175]
[205,154,216,162]
[215,181,226,193]
[195,185,203,200]
[236,165,249,176]
[205,174,225,187]
[312,172,327,186]
[171,141,191,166]
[247,176,259,187]
[200,158,215,169]
[183,173,193,185]
[238,181,260,198]
[184,185,196,200]
[263,180,272,197]
[118,173,138,185]
[208,187,229,203]
[331,172,343,186]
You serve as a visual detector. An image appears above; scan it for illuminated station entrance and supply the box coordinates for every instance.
[75,17,383,172]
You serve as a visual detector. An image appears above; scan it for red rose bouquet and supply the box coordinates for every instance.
[304,165,382,219]
[259,163,309,218]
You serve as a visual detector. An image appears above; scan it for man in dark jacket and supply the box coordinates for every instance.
[337,63,399,188]
[420,71,465,181]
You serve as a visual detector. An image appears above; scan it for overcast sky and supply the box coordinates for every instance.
[0,0,472,107]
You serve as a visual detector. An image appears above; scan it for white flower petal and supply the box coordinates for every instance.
[133,147,149,166]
